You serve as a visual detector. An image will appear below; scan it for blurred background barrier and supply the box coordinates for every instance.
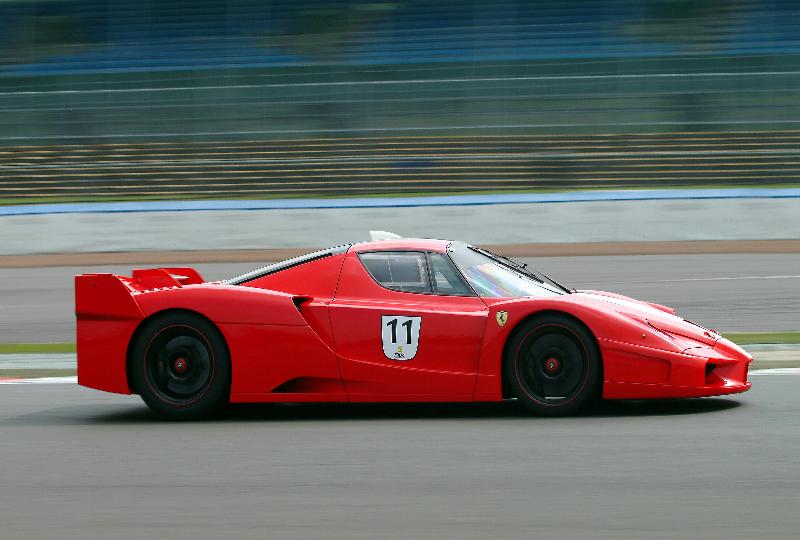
[2,0,800,204]
[2,194,798,254]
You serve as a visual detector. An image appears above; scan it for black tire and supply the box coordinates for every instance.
[504,314,601,416]
[129,312,230,420]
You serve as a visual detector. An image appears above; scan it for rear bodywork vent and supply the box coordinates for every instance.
[292,296,313,312]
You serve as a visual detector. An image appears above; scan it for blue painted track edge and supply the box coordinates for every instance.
[2,188,800,217]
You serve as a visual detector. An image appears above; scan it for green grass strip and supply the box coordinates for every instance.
[723,332,800,345]
[0,343,76,354]
[0,369,76,378]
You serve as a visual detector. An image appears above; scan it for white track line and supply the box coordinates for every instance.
[0,376,77,385]
[659,275,800,282]
[582,275,800,285]
[750,368,800,375]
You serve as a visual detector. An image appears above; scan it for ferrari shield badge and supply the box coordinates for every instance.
[496,311,509,327]
[381,315,421,360]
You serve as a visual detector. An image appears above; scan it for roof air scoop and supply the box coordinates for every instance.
[369,230,402,241]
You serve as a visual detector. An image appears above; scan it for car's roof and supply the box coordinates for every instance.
[227,239,456,284]
[348,238,452,253]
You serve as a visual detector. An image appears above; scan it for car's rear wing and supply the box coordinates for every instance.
[128,267,204,290]
[75,267,204,318]
[74,267,204,394]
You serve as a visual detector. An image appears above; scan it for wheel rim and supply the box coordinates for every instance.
[516,327,588,405]
[144,326,214,404]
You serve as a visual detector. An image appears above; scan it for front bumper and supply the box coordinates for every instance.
[599,337,751,400]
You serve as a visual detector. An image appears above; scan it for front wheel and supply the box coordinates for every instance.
[129,312,230,420]
[504,314,601,416]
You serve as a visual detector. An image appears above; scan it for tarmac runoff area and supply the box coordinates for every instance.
[0,375,799,539]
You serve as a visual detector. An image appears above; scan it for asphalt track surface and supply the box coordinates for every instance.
[0,376,796,539]
[1,253,798,342]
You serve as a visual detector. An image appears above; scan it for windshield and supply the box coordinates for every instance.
[448,243,566,298]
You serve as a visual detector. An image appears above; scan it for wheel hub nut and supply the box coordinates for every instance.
[174,357,189,374]
[544,357,561,374]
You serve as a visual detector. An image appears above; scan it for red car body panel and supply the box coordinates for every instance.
[330,251,487,399]
[75,239,751,404]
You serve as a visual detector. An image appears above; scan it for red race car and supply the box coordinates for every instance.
[75,236,752,419]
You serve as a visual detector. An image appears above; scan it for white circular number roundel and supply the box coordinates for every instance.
[381,315,422,361]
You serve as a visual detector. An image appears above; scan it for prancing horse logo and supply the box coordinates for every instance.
[496,311,509,327]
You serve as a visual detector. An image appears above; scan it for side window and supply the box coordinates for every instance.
[359,252,431,293]
[428,253,473,296]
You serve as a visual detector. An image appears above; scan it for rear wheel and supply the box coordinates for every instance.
[129,312,230,420]
[504,314,601,416]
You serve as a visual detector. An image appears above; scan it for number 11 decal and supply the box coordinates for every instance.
[381,315,422,360]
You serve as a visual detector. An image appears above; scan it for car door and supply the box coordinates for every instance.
[328,249,489,400]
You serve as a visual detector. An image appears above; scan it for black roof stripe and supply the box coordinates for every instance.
[226,244,351,285]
